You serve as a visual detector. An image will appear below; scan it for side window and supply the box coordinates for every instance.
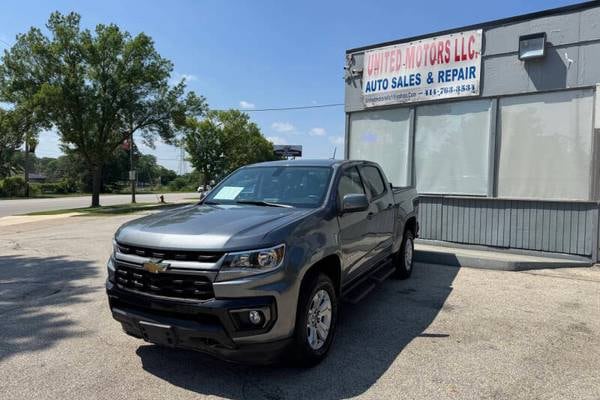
[338,167,365,202]
[360,166,386,199]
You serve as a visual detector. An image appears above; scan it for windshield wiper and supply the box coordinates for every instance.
[235,200,293,208]
[203,200,221,205]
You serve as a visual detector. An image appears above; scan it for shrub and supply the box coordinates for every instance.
[0,176,28,197]
[28,183,42,197]
[56,179,78,194]
[167,176,191,192]
[38,179,79,194]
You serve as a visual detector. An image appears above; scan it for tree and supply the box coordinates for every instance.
[0,12,206,206]
[0,109,23,178]
[184,110,277,187]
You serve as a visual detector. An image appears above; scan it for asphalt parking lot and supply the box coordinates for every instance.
[1,212,599,400]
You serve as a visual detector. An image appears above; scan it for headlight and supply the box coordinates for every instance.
[222,244,285,272]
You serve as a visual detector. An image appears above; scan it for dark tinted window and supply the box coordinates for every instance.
[360,165,386,198]
[338,167,365,201]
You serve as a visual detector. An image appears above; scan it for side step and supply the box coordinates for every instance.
[342,261,395,305]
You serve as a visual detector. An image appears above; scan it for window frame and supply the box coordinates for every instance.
[347,108,412,187]
[358,164,388,201]
[495,88,595,201]
[413,98,494,197]
[345,87,597,202]
[336,165,367,209]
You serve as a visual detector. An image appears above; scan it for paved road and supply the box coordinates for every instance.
[0,192,198,217]
[1,214,599,399]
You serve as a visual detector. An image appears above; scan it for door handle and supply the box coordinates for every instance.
[387,203,393,209]
[367,212,374,220]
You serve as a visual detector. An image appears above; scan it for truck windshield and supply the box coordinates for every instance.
[204,166,333,208]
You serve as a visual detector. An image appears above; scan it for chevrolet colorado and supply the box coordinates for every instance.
[106,159,418,365]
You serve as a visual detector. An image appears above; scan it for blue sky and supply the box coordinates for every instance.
[0,0,582,172]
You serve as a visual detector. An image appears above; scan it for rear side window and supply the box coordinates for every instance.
[338,167,365,201]
[360,165,386,198]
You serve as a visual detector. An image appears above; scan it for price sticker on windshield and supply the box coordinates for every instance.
[213,186,244,200]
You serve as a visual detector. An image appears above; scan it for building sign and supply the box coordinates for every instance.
[362,29,482,107]
[274,145,302,157]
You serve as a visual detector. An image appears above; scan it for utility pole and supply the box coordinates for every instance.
[129,132,136,204]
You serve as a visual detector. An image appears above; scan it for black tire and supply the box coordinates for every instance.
[393,230,414,280]
[291,273,338,367]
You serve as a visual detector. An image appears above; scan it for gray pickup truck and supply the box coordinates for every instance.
[106,159,418,365]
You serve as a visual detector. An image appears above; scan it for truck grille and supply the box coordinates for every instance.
[115,242,224,263]
[115,264,215,301]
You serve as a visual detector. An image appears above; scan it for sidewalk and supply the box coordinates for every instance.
[415,240,594,271]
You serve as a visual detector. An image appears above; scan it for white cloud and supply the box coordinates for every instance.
[169,72,198,85]
[239,100,255,109]
[271,122,295,133]
[309,127,327,136]
[267,136,287,145]
[329,136,344,146]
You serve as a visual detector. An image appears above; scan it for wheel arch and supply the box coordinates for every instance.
[299,254,342,297]
[405,216,418,237]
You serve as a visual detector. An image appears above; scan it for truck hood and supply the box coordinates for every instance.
[115,203,312,251]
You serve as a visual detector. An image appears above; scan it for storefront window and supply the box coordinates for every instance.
[349,108,410,187]
[415,99,491,195]
[497,90,593,201]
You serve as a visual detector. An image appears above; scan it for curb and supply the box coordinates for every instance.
[414,244,593,271]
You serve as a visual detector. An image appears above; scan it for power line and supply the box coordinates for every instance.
[218,103,344,112]
[0,38,12,48]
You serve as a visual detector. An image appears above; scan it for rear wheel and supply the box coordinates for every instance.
[393,230,414,279]
[291,273,337,366]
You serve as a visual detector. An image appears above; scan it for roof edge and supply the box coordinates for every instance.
[346,0,600,54]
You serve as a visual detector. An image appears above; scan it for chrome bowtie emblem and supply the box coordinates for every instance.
[143,259,169,274]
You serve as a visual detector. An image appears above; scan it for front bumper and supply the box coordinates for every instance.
[106,281,291,363]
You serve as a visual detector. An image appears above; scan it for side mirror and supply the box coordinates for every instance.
[341,194,369,213]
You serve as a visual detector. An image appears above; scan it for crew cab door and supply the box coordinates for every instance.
[336,166,372,279]
[358,164,395,258]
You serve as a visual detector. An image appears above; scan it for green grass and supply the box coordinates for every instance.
[23,201,192,216]
[0,193,92,200]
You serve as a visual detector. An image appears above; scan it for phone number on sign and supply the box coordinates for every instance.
[424,84,477,97]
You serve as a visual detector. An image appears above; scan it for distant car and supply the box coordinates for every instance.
[106,159,418,366]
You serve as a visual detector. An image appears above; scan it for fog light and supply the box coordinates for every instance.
[248,310,263,325]
[229,307,271,331]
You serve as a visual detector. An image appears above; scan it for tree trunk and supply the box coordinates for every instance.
[91,164,103,208]
[24,142,30,198]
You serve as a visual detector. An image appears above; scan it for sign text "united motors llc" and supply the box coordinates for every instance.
[362,29,482,107]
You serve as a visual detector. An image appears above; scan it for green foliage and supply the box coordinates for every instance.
[166,171,202,192]
[38,179,79,194]
[0,109,24,178]
[184,110,277,185]
[0,146,180,197]
[0,11,206,206]
[167,176,191,192]
[0,176,28,197]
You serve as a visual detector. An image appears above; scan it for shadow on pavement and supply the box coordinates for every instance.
[0,255,99,362]
[137,262,459,399]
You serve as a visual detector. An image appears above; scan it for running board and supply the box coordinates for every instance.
[342,260,395,305]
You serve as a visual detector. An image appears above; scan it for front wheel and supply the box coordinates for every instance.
[393,230,414,279]
[291,273,338,366]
